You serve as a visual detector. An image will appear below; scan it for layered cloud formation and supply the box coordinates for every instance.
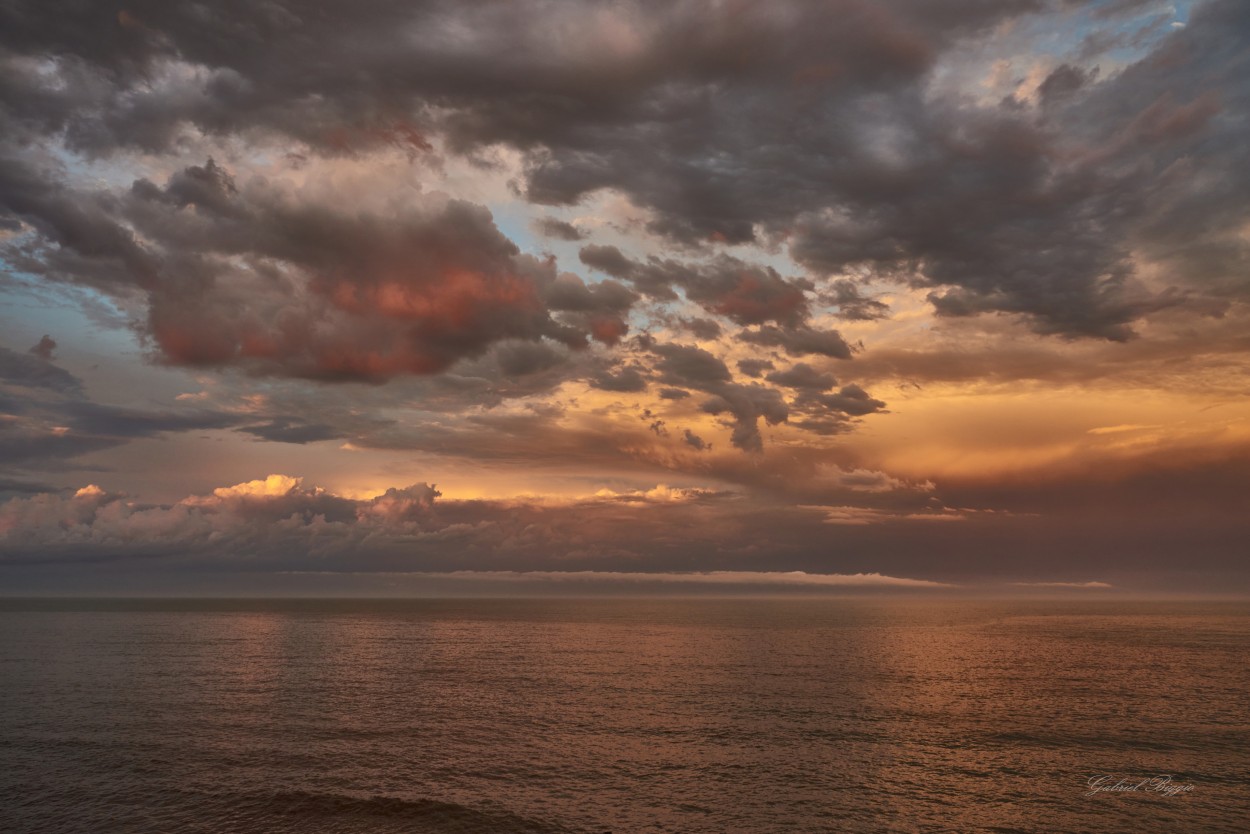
[2,1,1249,593]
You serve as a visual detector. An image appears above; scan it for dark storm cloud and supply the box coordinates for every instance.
[3,0,1248,343]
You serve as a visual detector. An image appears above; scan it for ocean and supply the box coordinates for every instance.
[1,598,1246,833]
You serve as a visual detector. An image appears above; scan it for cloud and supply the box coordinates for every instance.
[0,466,1245,594]
[1010,581,1114,589]
[736,359,775,379]
[404,570,953,589]
[3,157,634,383]
[652,342,732,386]
[238,418,346,445]
[765,363,838,391]
[1,0,1247,596]
[4,0,1247,347]
[579,246,823,334]
[27,335,57,360]
[682,429,708,451]
[810,505,969,525]
[821,280,891,322]
[673,317,723,340]
[0,345,239,469]
[0,345,82,395]
[738,325,854,360]
[533,217,587,241]
[209,475,303,501]
[646,341,790,451]
[589,365,649,393]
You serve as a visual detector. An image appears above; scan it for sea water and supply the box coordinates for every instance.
[1,598,1247,833]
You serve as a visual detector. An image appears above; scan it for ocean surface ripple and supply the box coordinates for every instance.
[1,599,1247,833]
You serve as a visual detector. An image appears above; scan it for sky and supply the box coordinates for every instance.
[1,0,1247,596]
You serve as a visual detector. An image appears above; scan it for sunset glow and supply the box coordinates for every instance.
[2,0,1248,596]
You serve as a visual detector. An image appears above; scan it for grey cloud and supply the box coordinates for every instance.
[788,384,886,436]
[682,429,708,451]
[0,344,240,469]
[533,217,587,241]
[697,385,788,453]
[0,477,54,498]
[674,317,723,340]
[59,401,237,438]
[0,426,118,467]
[590,366,648,393]
[579,246,813,328]
[736,359,775,378]
[494,340,568,377]
[543,273,637,314]
[1036,63,1095,107]
[803,384,887,417]
[645,340,882,451]
[4,156,631,383]
[2,468,1245,592]
[238,419,346,445]
[1090,0,1169,20]
[765,363,838,391]
[27,334,56,360]
[739,325,854,359]
[578,244,638,280]
[652,343,732,386]
[0,345,82,394]
[821,280,891,322]
[5,0,1246,344]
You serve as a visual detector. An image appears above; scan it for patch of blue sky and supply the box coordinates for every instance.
[0,270,137,368]
[929,1,1192,105]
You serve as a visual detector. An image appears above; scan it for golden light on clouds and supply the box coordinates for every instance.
[2,0,1248,595]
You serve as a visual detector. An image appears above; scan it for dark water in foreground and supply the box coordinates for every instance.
[1,599,1247,833]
